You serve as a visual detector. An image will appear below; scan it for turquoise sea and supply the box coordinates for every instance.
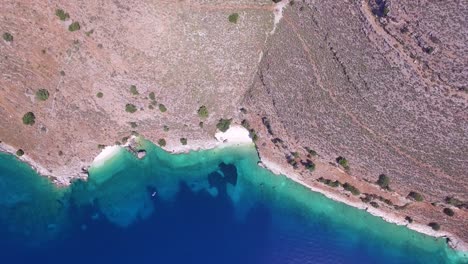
[0,139,466,263]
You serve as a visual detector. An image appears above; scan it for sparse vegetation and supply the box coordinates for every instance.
[305,147,317,156]
[16,149,24,156]
[241,119,250,129]
[149,92,155,101]
[343,183,360,195]
[96,92,103,98]
[336,156,349,170]
[130,85,139,95]
[157,139,166,147]
[216,118,232,132]
[408,191,424,202]
[163,125,169,132]
[129,122,138,128]
[197,105,209,118]
[68,22,81,32]
[159,104,167,112]
[302,159,315,171]
[3,32,13,42]
[228,13,239,24]
[248,129,258,142]
[180,138,187,145]
[148,104,154,110]
[55,9,70,21]
[376,174,390,190]
[443,208,455,217]
[199,122,204,128]
[22,112,36,125]
[317,177,340,188]
[428,222,440,231]
[35,89,49,101]
[445,197,465,208]
[125,104,137,113]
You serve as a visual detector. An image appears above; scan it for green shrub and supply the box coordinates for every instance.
[292,152,299,158]
[405,216,413,223]
[96,92,103,98]
[343,183,360,195]
[125,104,137,113]
[336,156,349,169]
[158,139,166,147]
[55,9,70,21]
[408,191,424,202]
[443,208,455,217]
[68,22,81,32]
[3,32,13,42]
[199,122,204,128]
[22,112,36,125]
[129,122,138,128]
[303,159,315,171]
[428,222,440,231]
[130,85,139,95]
[97,144,106,149]
[216,118,232,132]
[241,119,250,129]
[377,174,390,189]
[370,201,379,208]
[149,92,155,100]
[445,197,464,208]
[197,105,208,118]
[148,104,154,110]
[36,89,49,101]
[305,147,317,156]
[248,129,258,142]
[228,13,239,23]
[16,149,24,156]
[159,104,167,112]
[180,138,187,145]
[163,125,169,132]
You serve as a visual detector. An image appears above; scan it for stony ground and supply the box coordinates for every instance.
[1,0,467,247]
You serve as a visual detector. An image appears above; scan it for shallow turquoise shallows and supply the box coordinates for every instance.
[0,139,466,264]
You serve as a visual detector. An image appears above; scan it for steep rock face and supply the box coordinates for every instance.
[244,0,467,201]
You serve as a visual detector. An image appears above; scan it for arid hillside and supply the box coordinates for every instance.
[0,0,275,181]
[244,0,467,202]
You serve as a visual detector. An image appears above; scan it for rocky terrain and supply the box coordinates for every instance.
[1,0,467,249]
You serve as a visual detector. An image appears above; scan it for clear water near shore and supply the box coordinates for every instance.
[0,139,466,264]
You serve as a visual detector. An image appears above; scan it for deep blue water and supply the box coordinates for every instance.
[0,143,466,264]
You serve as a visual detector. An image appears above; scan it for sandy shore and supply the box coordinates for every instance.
[259,157,468,252]
[1,126,467,252]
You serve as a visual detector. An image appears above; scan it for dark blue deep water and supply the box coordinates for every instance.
[0,142,466,264]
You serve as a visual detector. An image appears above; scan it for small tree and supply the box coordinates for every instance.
[149,92,155,100]
[158,139,166,147]
[408,191,424,202]
[443,208,454,217]
[55,9,70,21]
[125,104,137,113]
[197,105,209,118]
[216,118,232,132]
[180,138,187,145]
[22,112,36,125]
[96,92,103,98]
[36,89,50,101]
[343,183,360,195]
[428,222,440,231]
[336,156,349,169]
[377,174,390,189]
[130,85,139,95]
[16,149,24,156]
[158,104,167,112]
[228,13,239,23]
[68,22,81,32]
[3,32,13,42]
